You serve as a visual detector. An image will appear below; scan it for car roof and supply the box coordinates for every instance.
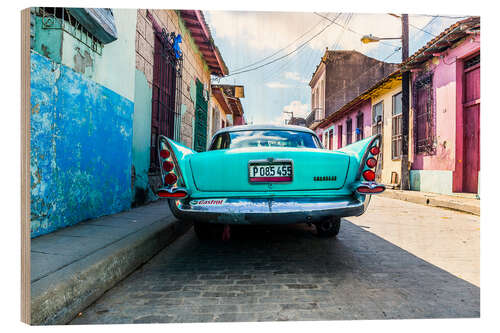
[213,124,317,137]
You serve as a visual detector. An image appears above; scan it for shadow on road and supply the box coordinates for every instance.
[71,220,480,324]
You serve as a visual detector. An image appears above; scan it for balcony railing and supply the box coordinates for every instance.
[305,108,324,128]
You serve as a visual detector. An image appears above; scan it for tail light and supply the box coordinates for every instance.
[366,157,377,168]
[164,173,178,185]
[157,188,187,198]
[159,149,170,159]
[370,146,380,155]
[162,161,174,172]
[363,169,375,181]
[356,185,385,194]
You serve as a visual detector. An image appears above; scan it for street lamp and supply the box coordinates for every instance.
[360,34,402,44]
[360,14,410,190]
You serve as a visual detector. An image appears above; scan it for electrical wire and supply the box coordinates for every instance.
[229,14,338,73]
[224,13,343,78]
[313,12,400,49]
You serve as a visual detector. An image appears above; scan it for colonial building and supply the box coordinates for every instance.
[401,16,480,195]
[210,84,245,136]
[132,9,228,205]
[313,70,402,188]
[29,8,229,236]
[307,49,398,128]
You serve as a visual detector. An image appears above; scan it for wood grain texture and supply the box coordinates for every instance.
[21,7,31,325]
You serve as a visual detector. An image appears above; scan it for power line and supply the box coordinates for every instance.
[229,14,338,73]
[225,13,343,77]
[313,12,400,48]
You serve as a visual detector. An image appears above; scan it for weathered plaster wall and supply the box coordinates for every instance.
[33,9,137,101]
[131,69,154,205]
[324,51,398,117]
[410,170,453,194]
[411,35,480,172]
[30,52,134,238]
[371,83,403,185]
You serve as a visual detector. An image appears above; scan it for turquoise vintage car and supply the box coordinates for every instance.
[156,124,385,239]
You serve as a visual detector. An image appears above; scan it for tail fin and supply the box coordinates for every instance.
[337,134,382,181]
[157,135,196,198]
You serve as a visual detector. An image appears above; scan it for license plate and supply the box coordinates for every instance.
[248,161,293,183]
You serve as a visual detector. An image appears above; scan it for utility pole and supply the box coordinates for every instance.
[400,14,410,190]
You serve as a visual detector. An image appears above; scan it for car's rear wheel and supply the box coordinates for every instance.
[314,217,341,237]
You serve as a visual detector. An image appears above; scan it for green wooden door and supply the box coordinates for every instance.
[193,79,208,152]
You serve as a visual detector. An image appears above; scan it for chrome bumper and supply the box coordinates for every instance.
[168,195,371,225]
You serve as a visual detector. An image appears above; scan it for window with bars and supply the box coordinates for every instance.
[392,92,403,159]
[356,112,364,141]
[150,28,183,172]
[346,119,353,145]
[413,73,436,155]
[372,101,383,136]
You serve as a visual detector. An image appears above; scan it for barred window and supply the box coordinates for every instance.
[356,112,364,141]
[413,74,435,154]
[392,92,402,159]
[346,118,353,145]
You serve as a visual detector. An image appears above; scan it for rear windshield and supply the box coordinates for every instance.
[209,130,322,150]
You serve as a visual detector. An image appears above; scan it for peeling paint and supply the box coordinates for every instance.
[30,51,134,238]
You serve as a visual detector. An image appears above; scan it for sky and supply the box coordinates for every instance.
[203,11,471,125]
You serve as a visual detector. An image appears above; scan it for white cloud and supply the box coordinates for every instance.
[268,100,310,125]
[284,71,300,80]
[265,81,290,89]
[205,11,432,55]
[284,100,309,118]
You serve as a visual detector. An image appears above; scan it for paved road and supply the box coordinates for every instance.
[70,196,480,324]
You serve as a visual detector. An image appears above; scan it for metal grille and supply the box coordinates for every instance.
[150,29,183,172]
[413,73,436,155]
[356,113,364,141]
[36,7,103,55]
[346,119,353,145]
[464,54,480,69]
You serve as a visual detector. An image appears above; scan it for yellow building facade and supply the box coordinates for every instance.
[368,73,404,186]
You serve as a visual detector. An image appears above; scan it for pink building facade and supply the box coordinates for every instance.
[404,17,480,194]
[316,99,372,150]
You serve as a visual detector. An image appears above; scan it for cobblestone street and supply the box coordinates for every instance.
[70,196,480,324]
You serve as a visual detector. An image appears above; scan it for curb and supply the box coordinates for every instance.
[380,190,480,216]
[30,217,192,325]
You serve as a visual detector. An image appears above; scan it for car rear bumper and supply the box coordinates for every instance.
[168,195,371,225]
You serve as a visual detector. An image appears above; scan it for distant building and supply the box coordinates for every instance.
[287,117,307,127]
[211,84,245,135]
[307,49,398,128]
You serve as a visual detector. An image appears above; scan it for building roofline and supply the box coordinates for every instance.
[313,69,402,130]
[401,16,480,69]
[178,10,229,76]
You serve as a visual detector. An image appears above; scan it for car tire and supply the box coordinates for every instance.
[193,222,213,240]
[315,217,341,238]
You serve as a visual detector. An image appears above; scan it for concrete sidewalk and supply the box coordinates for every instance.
[380,189,480,216]
[30,199,191,325]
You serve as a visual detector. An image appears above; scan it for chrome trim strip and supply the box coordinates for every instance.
[168,196,369,225]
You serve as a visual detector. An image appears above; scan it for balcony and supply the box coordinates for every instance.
[305,108,324,128]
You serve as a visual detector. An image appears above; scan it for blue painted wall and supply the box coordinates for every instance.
[30,51,134,238]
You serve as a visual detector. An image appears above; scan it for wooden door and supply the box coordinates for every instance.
[329,129,333,150]
[337,125,342,148]
[193,80,208,152]
[463,54,480,193]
